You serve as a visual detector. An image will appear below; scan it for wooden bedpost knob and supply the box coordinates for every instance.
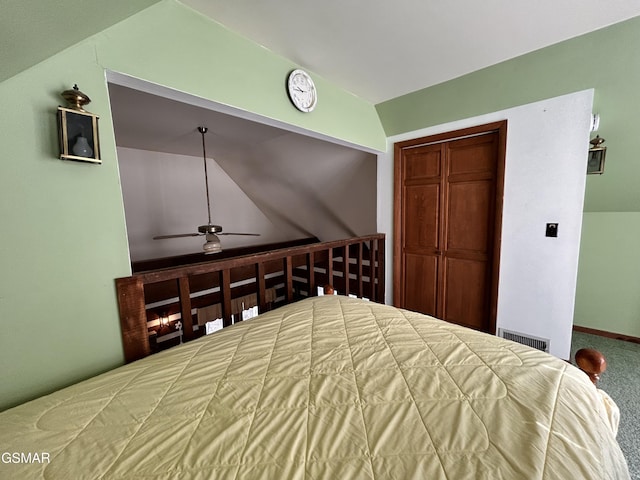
[575,348,607,386]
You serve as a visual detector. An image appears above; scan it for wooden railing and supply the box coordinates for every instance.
[131,237,320,273]
[115,234,385,362]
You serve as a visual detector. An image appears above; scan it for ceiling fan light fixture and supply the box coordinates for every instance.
[153,126,260,248]
[203,233,222,254]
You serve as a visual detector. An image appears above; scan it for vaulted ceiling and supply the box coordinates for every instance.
[0,0,161,84]
[3,0,640,103]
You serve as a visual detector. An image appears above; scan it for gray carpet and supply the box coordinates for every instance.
[571,331,640,479]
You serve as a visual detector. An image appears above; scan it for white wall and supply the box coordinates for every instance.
[118,134,378,261]
[378,90,594,359]
[118,147,288,260]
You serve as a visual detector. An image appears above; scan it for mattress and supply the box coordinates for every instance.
[0,296,629,479]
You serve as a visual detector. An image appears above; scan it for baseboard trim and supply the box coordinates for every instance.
[573,325,640,345]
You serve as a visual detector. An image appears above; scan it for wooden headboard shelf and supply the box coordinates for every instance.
[116,234,385,362]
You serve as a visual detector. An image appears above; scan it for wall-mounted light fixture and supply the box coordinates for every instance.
[57,84,101,164]
[587,135,606,175]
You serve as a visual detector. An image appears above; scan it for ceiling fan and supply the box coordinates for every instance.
[153,126,260,254]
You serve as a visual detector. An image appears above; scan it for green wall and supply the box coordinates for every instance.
[0,0,385,411]
[377,16,640,337]
[575,213,640,334]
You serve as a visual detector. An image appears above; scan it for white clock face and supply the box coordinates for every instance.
[287,69,317,113]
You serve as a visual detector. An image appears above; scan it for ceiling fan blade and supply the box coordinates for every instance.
[153,233,202,240]
[218,232,261,236]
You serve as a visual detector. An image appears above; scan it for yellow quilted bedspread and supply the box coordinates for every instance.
[0,296,629,479]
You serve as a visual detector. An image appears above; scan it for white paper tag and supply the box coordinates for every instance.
[205,318,223,335]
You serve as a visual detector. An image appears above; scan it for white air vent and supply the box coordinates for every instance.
[498,328,550,353]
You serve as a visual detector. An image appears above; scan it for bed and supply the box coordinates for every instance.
[0,294,629,479]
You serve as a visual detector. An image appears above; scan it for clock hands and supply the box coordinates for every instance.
[293,84,311,106]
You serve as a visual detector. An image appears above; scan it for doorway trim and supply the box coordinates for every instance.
[393,120,507,333]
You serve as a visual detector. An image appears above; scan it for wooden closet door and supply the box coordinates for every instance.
[394,122,506,333]
[400,143,443,316]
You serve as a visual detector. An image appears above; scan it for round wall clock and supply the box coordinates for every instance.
[287,69,317,113]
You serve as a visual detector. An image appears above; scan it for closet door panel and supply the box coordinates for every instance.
[404,253,438,316]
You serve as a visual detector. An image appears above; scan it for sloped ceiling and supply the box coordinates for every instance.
[182,0,640,104]
[3,0,640,103]
[0,0,162,83]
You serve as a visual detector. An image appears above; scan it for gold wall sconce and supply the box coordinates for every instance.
[57,84,101,164]
[587,135,606,175]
